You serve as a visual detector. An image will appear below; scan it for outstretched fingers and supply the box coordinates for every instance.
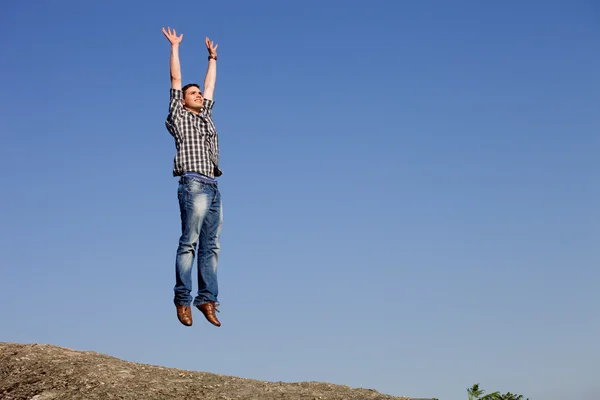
[205,37,218,57]
[162,26,183,45]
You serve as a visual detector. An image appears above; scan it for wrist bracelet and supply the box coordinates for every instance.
[209,55,217,61]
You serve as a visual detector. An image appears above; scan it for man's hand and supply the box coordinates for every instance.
[206,37,218,59]
[162,27,183,46]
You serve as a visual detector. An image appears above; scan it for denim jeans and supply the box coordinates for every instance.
[174,175,222,307]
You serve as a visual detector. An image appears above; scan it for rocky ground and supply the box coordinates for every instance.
[1,343,434,400]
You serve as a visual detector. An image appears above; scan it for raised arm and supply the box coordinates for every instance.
[162,27,183,90]
[203,37,218,100]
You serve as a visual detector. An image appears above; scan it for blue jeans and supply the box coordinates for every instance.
[174,175,223,307]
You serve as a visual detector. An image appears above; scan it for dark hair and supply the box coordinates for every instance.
[182,83,202,96]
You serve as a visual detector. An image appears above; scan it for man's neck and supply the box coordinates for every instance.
[184,106,201,114]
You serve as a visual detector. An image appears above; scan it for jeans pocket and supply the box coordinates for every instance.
[185,178,208,195]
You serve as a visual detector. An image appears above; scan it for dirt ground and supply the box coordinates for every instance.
[1,343,434,400]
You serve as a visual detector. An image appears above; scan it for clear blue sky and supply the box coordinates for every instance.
[1,1,598,399]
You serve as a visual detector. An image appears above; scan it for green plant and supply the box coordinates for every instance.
[467,383,528,400]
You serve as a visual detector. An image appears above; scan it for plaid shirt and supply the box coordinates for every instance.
[165,88,222,178]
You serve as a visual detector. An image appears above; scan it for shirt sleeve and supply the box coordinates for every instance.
[167,89,184,123]
[201,98,214,118]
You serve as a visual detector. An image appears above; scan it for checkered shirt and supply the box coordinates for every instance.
[165,88,222,178]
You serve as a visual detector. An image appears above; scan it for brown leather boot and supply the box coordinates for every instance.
[196,302,221,327]
[176,304,192,326]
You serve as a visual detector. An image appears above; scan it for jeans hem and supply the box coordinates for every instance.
[193,299,218,307]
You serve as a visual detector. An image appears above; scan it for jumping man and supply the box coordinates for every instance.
[162,26,223,327]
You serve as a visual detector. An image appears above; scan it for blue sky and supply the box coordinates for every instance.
[0,1,598,399]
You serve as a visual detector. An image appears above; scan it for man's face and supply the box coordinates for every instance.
[183,87,203,110]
